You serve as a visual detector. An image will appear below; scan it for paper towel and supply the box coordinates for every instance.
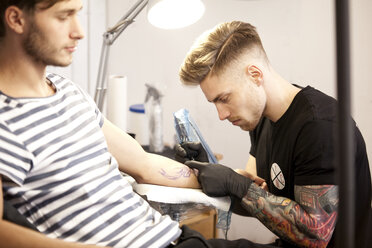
[106,75,127,131]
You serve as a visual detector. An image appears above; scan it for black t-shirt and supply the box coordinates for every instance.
[249,85,371,247]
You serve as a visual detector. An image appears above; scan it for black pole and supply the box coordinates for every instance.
[335,0,355,247]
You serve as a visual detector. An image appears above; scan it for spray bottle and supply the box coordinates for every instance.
[145,84,164,153]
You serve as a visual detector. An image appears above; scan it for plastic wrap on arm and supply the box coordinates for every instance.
[174,108,217,163]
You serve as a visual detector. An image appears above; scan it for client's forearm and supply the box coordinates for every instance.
[136,152,200,188]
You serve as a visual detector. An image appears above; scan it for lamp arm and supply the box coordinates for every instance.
[94,39,110,110]
[94,0,149,111]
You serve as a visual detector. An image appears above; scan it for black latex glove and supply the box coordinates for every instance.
[174,142,209,163]
[185,161,253,199]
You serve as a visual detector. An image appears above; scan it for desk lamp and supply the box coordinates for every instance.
[94,0,205,111]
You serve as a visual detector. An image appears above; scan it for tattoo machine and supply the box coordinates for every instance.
[173,108,232,235]
[173,108,217,163]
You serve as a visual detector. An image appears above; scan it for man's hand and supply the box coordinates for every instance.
[185,161,253,198]
[235,169,268,191]
[174,142,209,163]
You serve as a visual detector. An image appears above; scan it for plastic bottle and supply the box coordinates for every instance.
[128,104,149,146]
[145,84,164,153]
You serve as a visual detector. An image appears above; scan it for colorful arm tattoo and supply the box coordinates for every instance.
[241,184,338,248]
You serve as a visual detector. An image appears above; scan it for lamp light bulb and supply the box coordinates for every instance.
[147,0,205,29]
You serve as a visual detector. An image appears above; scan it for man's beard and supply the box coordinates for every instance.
[23,20,71,67]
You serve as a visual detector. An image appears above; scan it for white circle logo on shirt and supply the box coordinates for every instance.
[270,163,285,190]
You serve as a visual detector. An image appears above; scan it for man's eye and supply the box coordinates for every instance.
[58,16,68,21]
[220,97,228,103]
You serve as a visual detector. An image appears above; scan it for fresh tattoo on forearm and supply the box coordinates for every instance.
[158,167,192,180]
[241,184,338,248]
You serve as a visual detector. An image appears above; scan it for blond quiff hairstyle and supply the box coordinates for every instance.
[179,21,267,85]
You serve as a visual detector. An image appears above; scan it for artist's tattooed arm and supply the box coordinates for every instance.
[241,184,338,248]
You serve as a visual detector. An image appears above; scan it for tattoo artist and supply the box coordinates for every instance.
[175,21,371,248]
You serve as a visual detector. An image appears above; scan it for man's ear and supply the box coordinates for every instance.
[245,65,263,86]
[4,6,27,35]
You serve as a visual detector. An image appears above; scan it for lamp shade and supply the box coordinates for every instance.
[147,0,205,29]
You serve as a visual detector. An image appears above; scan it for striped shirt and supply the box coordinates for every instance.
[0,73,181,247]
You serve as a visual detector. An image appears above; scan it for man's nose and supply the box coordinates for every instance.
[216,104,230,121]
[70,16,85,40]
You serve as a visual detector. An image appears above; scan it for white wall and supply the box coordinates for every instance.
[66,0,371,244]
[350,0,372,165]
